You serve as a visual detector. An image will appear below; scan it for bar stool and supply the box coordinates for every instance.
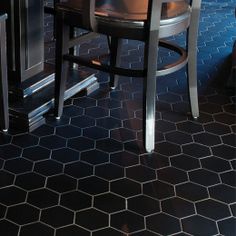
[0,13,9,132]
[54,0,201,153]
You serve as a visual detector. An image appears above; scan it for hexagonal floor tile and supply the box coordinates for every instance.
[111,178,141,197]
[97,117,122,130]
[56,225,89,236]
[71,115,95,128]
[68,137,94,152]
[110,151,139,167]
[83,126,108,140]
[15,172,45,190]
[220,171,236,187]
[194,132,221,146]
[126,165,156,183]
[0,187,26,206]
[218,217,236,236]
[73,96,96,108]
[128,195,160,216]
[34,160,63,176]
[56,125,82,138]
[20,222,54,236]
[0,132,11,145]
[94,193,126,213]
[96,138,123,153]
[155,120,176,133]
[143,180,175,200]
[23,146,50,161]
[200,156,231,173]
[0,204,6,219]
[0,144,21,160]
[204,122,231,135]
[0,220,19,236]
[51,148,80,163]
[129,230,159,236]
[161,197,195,218]
[41,206,74,228]
[177,121,203,134]
[176,182,208,202]
[166,131,193,145]
[111,210,145,233]
[170,154,200,171]
[146,213,181,235]
[212,144,236,160]
[61,191,92,211]
[75,208,108,230]
[196,199,231,220]
[47,174,77,193]
[12,134,39,148]
[155,142,181,157]
[27,188,59,209]
[85,106,108,118]
[95,163,124,180]
[140,153,170,170]
[65,161,93,179]
[7,203,39,225]
[62,105,83,117]
[222,133,236,147]
[40,135,66,149]
[157,167,188,185]
[0,170,14,188]
[93,228,123,236]
[209,184,236,204]
[214,113,235,125]
[110,128,136,142]
[189,169,220,187]
[5,158,33,174]
[182,143,211,159]
[80,149,109,165]
[78,176,109,195]
[182,215,218,236]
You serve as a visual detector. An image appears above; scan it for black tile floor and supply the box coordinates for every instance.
[0,0,236,235]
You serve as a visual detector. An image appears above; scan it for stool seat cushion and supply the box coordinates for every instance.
[57,0,190,39]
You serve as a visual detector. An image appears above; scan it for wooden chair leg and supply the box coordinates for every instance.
[109,37,122,89]
[54,12,70,119]
[0,15,9,132]
[143,32,159,153]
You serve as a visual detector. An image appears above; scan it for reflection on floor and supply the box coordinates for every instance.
[0,0,235,235]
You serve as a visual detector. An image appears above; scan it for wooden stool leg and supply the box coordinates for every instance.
[0,15,9,132]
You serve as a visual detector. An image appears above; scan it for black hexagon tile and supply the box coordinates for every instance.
[182,215,218,236]
[161,197,195,218]
[111,178,141,197]
[146,213,181,235]
[20,222,54,236]
[78,176,109,195]
[75,208,108,230]
[94,193,126,213]
[111,210,145,233]
[56,225,89,236]
[60,190,92,211]
[27,188,59,209]
[128,195,160,216]
[6,203,40,225]
[41,206,74,228]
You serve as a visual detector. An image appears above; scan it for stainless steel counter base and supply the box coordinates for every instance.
[9,63,98,132]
